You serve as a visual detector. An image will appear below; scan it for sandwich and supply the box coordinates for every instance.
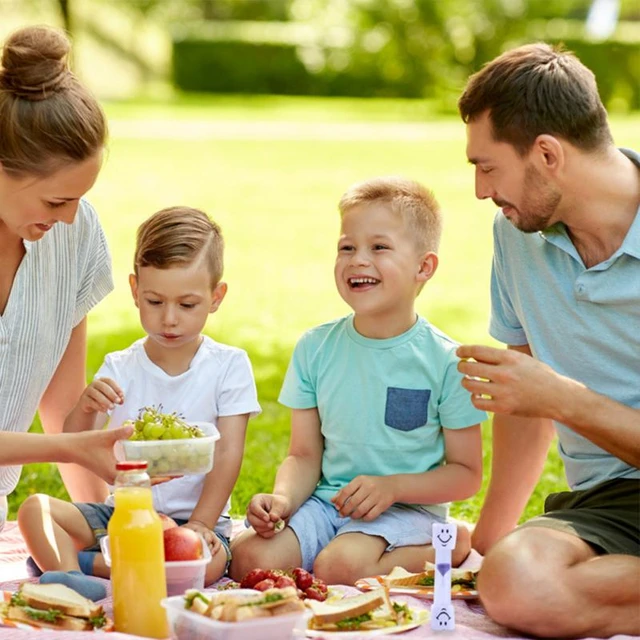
[307,587,413,631]
[1,582,111,631]
[184,586,306,622]
[383,564,478,591]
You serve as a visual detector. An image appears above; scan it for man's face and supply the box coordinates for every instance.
[466,111,561,233]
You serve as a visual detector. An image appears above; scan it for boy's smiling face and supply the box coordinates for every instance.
[335,201,436,336]
[130,256,226,352]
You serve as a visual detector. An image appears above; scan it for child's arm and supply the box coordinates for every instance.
[183,413,249,552]
[63,377,124,433]
[333,424,483,520]
[246,407,323,537]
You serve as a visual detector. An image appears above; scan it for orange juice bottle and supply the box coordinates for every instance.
[108,461,168,638]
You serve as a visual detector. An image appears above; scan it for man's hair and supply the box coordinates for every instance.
[0,25,106,177]
[338,176,442,254]
[134,207,224,287]
[458,43,612,155]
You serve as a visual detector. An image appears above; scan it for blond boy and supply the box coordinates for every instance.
[230,178,485,584]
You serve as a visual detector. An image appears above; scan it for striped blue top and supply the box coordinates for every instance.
[0,199,113,495]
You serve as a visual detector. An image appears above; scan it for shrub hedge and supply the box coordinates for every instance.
[172,21,640,108]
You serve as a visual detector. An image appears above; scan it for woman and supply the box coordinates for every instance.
[0,427,132,531]
[0,25,115,511]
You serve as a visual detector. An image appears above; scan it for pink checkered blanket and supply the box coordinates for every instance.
[0,521,634,639]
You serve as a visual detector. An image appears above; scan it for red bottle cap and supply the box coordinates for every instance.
[116,461,148,471]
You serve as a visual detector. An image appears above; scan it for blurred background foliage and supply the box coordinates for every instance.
[1,0,638,109]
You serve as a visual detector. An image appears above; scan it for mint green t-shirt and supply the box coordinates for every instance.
[279,315,487,518]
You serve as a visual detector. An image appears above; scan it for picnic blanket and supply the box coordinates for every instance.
[0,521,635,639]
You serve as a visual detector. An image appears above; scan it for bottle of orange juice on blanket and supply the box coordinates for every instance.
[108,461,168,638]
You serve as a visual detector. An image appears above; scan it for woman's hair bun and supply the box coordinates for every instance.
[0,25,72,101]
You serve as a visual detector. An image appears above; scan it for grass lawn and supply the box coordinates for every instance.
[8,95,640,527]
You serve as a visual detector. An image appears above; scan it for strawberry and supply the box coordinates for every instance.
[275,575,297,589]
[253,578,276,592]
[239,568,268,589]
[304,585,327,601]
[292,567,313,591]
[312,579,328,594]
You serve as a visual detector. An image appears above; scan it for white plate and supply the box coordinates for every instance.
[299,609,428,636]
[356,576,478,600]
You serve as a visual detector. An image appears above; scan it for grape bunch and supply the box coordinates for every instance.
[125,406,204,441]
[122,406,213,476]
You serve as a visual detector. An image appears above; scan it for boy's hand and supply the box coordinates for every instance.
[332,475,395,521]
[183,521,222,556]
[79,377,124,414]
[246,493,291,538]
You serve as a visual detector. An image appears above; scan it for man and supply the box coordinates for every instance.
[456,43,639,638]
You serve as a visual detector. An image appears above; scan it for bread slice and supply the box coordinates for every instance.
[307,588,387,625]
[423,562,477,586]
[382,566,432,588]
[19,583,103,619]
[6,605,95,631]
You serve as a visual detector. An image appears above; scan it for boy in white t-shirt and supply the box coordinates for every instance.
[18,207,261,600]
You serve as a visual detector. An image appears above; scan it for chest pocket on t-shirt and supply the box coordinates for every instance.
[384,387,430,431]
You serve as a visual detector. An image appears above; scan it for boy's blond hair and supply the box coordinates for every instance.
[134,206,224,288]
[338,177,442,254]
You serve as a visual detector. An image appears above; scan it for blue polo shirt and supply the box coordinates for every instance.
[489,148,640,490]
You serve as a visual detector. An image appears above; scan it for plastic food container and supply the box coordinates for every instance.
[121,422,220,477]
[161,590,311,640]
[101,534,211,596]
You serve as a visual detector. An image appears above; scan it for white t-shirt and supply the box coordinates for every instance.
[0,200,113,496]
[100,336,261,535]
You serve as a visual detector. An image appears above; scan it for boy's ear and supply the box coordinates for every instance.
[210,281,227,313]
[128,273,140,308]
[417,252,438,283]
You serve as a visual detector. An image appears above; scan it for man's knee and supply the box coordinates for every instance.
[479,529,549,623]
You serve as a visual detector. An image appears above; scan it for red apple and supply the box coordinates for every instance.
[159,513,178,531]
[163,527,203,561]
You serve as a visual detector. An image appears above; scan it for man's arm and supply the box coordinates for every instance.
[457,343,640,467]
[555,380,640,468]
[457,344,556,555]
[473,411,554,554]
[38,318,108,502]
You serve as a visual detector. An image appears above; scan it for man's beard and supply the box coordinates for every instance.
[495,164,562,233]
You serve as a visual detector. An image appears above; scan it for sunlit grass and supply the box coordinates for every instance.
[8,95,639,527]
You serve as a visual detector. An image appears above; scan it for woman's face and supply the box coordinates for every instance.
[0,152,102,241]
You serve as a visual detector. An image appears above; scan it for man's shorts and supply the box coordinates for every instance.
[75,502,232,570]
[519,477,640,556]
[287,495,446,572]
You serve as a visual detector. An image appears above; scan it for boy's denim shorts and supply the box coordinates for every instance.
[287,495,446,572]
[74,502,232,571]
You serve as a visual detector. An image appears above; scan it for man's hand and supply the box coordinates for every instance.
[457,345,565,419]
[246,493,292,538]
[78,377,125,415]
[183,521,222,556]
[332,475,395,521]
